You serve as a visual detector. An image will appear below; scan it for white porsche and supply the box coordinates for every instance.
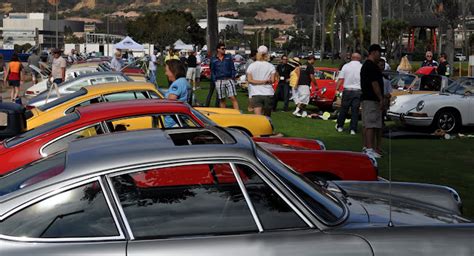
[388,77,474,132]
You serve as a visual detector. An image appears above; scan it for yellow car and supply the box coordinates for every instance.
[27,82,274,136]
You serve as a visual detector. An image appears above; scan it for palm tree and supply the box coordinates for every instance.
[326,0,365,57]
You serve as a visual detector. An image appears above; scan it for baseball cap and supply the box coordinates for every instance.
[257,45,268,54]
[288,57,301,68]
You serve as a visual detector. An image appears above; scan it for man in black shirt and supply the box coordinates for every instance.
[186,51,198,90]
[293,55,317,117]
[437,53,451,77]
[273,55,293,111]
[360,44,384,158]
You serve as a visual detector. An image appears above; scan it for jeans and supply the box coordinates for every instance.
[272,82,290,111]
[149,69,157,85]
[336,90,361,132]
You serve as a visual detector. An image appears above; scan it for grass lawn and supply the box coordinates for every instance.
[156,66,474,219]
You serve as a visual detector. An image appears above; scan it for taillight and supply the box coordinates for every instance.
[25,91,34,95]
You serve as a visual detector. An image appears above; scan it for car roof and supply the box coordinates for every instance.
[0,128,255,215]
[315,67,338,72]
[76,99,194,121]
[84,81,157,94]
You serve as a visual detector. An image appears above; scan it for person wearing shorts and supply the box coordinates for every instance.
[246,45,276,117]
[360,44,384,159]
[186,50,197,90]
[293,55,317,117]
[4,53,23,102]
[210,43,239,110]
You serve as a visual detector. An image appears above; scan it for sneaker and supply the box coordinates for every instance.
[294,112,302,117]
[364,148,381,158]
[350,130,356,135]
[301,111,308,118]
[335,125,343,132]
[292,107,300,115]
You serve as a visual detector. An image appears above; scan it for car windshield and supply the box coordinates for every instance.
[0,152,66,197]
[4,113,79,148]
[190,108,218,127]
[256,145,346,225]
[444,78,474,95]
[38,88,87,111]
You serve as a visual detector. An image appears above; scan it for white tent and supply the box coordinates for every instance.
[114,36,144,51]
[173,39,194,51]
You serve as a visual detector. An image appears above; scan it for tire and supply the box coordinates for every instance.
[434,109,461,133]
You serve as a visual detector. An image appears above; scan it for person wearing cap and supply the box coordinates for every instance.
[360,44,384,159]
[292,55,317,117]
[50,48,66,85]
[186,50,198,90]
[336,52,362,135]
[437,53,451,77]
[210,43,239,110]
[148,49,158,85]
[272,55,293,112]
[246,45,277,116]
[111,51,123,72]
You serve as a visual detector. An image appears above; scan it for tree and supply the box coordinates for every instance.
[381,19,409,61]
[432,0,461,64]
[126,10,205,49]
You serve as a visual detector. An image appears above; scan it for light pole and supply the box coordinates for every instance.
[370,0,381,44]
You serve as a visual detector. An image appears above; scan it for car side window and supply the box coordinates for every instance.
[65,97,103,114]
[148,91,161,99]
[102,91,148,102]
[235,164,308,230]
[42,124,105,156]
[105,114,198,132]
[110,163,258,239]
[1,181,119,239]
[66,79,91,92]
[0,111,7,131]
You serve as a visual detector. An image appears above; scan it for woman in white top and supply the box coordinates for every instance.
[246,45,277,117]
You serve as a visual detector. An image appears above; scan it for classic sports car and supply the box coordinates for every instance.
[0,100,376,181]
[27,72,134,107]
[384,72,452,98]
[1,128,472,255]
[310,67,341,109]
[388,77,474,132]
[24,82,274,136]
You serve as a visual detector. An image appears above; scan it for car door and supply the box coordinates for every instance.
[107,162,372,256]
[0,179,126,256]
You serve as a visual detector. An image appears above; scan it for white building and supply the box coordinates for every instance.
[1,13,84,50]
[198,17,244,34]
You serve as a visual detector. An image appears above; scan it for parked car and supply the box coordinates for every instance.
[200,58,211,79]
[1,128,471,255]
[455,53,467,62]
[0,100,377,180]
[388,77,474,132]
[310,67,340,109]
[27,72,134,108]
[24,82,275,136]
[384,72,452,98]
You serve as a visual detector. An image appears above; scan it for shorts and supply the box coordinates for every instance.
[186,67,196,81]
[361,100,382,129]
[9,80,20,87]
[216,79,237,99]
[294,85,310,105]
[251,95,273,116]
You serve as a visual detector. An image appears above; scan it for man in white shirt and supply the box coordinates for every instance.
[336,52,362,135]
[246,45,277,117]
[149,49,158,85]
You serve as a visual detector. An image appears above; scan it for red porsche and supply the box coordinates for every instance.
[310,67,342,110]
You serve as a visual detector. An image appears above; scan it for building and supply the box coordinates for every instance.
[1,13,84,50]
[198,17,244,34]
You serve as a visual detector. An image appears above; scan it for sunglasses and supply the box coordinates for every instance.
[282,58,288,60]
[219,47,226,50]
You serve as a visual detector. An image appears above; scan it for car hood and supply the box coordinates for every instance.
[329,181,470,226]
[390,92,460,113]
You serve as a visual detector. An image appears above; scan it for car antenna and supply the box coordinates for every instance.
[388,128,394,228]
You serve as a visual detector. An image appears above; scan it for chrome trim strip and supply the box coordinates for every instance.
[230,163,263,232]
[234,161,314,228]
[105,175,135,240]
[39,123,104,157]
[0,177,125,242]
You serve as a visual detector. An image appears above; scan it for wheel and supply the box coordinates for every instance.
[435,109,461,133]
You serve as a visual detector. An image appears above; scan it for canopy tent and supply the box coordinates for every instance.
[173,39,194,51]
[114,36,144,51]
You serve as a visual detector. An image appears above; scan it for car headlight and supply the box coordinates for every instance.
[315,139,326,150]
[416,100,425,111]
[390,96,397,106]
[321,87,327,94]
